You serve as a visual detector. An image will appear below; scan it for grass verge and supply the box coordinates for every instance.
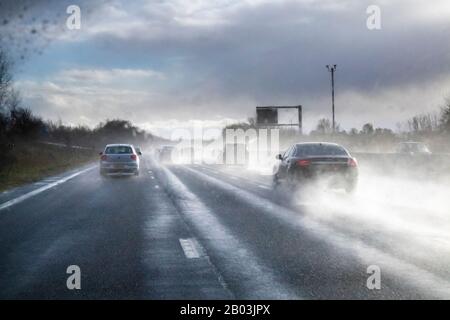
[0,142,97,192]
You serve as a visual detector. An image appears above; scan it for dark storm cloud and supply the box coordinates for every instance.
[85,0,450,103]
[7,0,450,132]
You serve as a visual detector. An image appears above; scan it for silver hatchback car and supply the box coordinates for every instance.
[99,144,141,176]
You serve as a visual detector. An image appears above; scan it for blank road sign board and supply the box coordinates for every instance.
[256,106,302,129]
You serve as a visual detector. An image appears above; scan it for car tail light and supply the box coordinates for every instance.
[348,158,358,167]
[101,155,107,161]
[297,159,311,167]
[131,154,137,160]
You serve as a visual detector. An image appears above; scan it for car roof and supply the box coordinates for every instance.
[294,142,343,147]
[105,144,134,147]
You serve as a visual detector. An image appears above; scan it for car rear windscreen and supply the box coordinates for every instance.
[105,146,133,154]
[295,144,348,156]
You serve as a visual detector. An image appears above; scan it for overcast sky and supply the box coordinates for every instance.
[2,0,450,136]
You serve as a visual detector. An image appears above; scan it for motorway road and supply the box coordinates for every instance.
[1,157,450,299]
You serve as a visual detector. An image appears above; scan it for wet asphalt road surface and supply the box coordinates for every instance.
[0,158,449,299]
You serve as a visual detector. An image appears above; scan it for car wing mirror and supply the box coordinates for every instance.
[138,151,142,155]
[99,152,103,155]
[276,154,283,160]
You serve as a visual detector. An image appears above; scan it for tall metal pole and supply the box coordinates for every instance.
[326,65,337,133]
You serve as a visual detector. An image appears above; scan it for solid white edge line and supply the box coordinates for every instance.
[0,166,96,211]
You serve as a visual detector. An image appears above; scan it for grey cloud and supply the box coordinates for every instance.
[7,0,450,130]
[87,1,450,98]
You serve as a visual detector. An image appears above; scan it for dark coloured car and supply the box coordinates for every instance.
[273,142,358,193]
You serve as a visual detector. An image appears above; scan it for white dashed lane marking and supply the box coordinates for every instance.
[179,238,201,259]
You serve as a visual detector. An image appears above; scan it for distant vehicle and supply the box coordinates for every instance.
[159,145,175,163]
[273,142,358,193]
[396,142,431,155]
[99,144,140,176]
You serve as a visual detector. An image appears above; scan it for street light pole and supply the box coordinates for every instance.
[326,64,337,133]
